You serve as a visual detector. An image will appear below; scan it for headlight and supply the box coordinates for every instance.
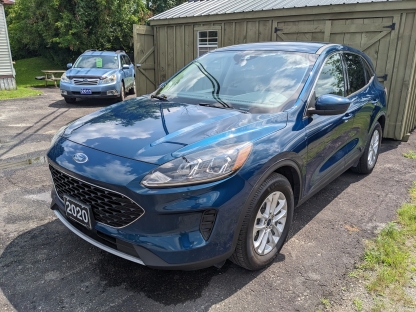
[50,125,69,147]
[141,142,253,188]
[61,73,70,83]
[101,74,117,84]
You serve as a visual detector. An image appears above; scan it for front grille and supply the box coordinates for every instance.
[50,165,144,228]
[73,78,100,85]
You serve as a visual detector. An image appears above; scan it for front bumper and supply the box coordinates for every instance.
[60,81,121,99]
[48,139,251,269]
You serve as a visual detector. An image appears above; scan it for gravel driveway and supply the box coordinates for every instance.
[1,88,415,311]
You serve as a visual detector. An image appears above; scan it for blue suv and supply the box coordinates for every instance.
[48,42,386,270]
[60,50,135,104]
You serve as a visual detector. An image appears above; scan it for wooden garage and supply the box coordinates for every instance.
[133,0,416,140]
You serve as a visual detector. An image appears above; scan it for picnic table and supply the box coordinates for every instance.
[41,70,66,87]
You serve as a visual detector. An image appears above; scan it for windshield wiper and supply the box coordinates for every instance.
[151,94,168,101]
[199,102,249,114]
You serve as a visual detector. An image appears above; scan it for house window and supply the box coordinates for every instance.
[198,30,218,57]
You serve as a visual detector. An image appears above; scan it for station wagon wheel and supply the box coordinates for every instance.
[351,122,382,174]
[129,78,136,95]
[64,97,76,104]
[117,83,125,102]
[230,173,294,270]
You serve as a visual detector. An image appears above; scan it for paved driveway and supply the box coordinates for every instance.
[1,88,415,311]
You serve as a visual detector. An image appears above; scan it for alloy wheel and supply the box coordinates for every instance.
[252,191,287,255]
[367,129,380,168]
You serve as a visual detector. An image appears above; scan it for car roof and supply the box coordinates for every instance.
[214,42,336,54]
[82,50,125,56]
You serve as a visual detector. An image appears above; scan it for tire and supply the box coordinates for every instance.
[351,122,382,174]
[129,78,136,95]
[230,173,294,270]
[117,83,125,102]
[64,97,76,104]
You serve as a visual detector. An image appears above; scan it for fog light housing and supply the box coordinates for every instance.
[61,90,67,95]
[107,90,118,95]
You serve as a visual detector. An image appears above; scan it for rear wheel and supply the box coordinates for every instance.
[352,122,382,174]
[129,78,136,95]
[64,97,76,104]
[230,173,294,270]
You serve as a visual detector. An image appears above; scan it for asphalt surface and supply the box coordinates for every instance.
[1,88,415,311]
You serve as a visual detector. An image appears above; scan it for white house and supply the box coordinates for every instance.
[0,0,15,90]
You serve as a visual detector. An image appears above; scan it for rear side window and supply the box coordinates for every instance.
[315,53,345,98]
[343,53,366,95]
[362,58,374,84]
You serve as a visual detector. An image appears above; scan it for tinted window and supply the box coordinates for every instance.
[124,55,132,65]
[315,53,345,98]
[362,58,374,84]
[156,51,316,113]
[121,55,128,66]
[344,53,366,95]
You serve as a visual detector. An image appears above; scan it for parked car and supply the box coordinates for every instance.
[48,42,386,270]
[60,50,136,104]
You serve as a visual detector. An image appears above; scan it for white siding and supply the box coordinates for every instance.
[0,4,14,77]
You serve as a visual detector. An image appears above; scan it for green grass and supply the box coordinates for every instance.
[353,298,363,311]
[348,182,416,310]
[0,88,41,100]
[320,298,331,310]
[0,57,62,100]
[403,150,416,159]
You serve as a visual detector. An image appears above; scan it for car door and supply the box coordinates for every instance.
[304,52,356,195]
[342,53,380,166]
[125,55,135,86]
[120,55,129,87]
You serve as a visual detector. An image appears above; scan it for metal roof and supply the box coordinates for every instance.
[149,0,395,20]
[215,42,329,54]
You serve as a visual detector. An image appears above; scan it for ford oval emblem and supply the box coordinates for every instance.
[73,153,88,163]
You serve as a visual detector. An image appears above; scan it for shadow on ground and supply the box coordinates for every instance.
[0,167,367,311]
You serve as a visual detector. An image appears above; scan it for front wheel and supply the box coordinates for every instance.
[117,83,125,102]
[230,173,294,270]
[64,97,76,104]
[351,122,382,174]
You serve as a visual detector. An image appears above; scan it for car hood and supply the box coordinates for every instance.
[63,97,288,165]
[66,68,116,79]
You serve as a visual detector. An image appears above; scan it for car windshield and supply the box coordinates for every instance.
[73,55,119,69]
[156,50,317,113]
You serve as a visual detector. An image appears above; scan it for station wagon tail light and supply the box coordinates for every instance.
[141,142,253,188]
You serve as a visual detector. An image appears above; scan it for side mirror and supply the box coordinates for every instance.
[122,64,130,70]
[308,94,351,116]
[67,63,73,69]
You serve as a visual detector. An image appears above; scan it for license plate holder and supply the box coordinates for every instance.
[64,195,93,230]
[80,89,92,95]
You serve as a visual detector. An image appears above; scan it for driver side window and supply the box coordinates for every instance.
[315,53,345,98]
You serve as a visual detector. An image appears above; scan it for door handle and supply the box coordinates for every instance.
[342,113,354,122]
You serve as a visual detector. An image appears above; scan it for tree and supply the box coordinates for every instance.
[6,0,150,64]
[146,0,187,15]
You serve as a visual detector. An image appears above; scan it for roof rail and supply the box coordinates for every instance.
[115,50,125,54]
[84,49,99,53]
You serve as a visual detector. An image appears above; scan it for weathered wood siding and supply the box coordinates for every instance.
[0,4,16,90]
[138,2,416,139]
